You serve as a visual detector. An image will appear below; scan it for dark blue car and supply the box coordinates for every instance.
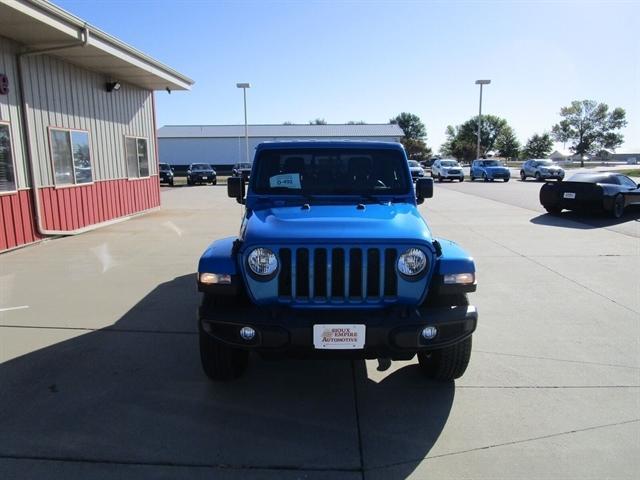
[196,141,478,381]
[470,159,511,182]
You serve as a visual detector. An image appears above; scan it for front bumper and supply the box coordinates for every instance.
[441,171,464,178]
[199,302,477,358]
[191,174,217,182]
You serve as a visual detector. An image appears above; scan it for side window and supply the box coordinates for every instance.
[126,137,149,178]
[618,176,637,188]
[49,128,93,185]
[0,122,16,192]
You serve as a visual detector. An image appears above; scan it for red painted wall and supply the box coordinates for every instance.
[0,176,160,252]
[0,190,42,251]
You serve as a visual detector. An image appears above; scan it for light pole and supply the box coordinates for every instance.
[475,79,491,160]
[236,83,251,164]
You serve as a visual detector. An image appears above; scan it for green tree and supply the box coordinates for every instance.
[309,118,327,125]
[441,115,515,162]
[282,121,294,125]
[346,120,367,124]
[522,132,554,158]
[495,125,521,159]
[390,112,431,159]
[551,100,627,166]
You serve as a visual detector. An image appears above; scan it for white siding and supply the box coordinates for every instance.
[0,36,28,188]
[21,52,157,186]
[159,136,403,167]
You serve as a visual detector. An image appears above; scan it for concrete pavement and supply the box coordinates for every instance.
[1,182,638,479]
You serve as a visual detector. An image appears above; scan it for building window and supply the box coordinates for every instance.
[126,137,149,178]
[49,128,93,185]
[0,123,16,192]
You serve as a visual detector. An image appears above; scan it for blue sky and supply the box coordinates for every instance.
[56,0,638,152]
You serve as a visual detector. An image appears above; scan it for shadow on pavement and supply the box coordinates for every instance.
[530,207,640,230]
[0,274,453,478]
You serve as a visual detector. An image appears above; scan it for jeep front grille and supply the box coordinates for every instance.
[277,247,397,302]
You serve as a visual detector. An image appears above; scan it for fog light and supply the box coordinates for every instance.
[239,326,256,341]
[199,273,231,284]
[421,326,438,340]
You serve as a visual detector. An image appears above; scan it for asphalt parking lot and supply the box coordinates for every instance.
[1,180,639,479]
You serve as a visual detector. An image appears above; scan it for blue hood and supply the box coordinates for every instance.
[241,203,432,246]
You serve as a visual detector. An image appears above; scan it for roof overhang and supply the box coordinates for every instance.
[0,0,193,91]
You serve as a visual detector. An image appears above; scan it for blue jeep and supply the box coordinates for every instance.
[197,141,478,381]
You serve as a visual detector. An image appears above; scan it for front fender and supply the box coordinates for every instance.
[434,238,476,294]
[198,236,238,275]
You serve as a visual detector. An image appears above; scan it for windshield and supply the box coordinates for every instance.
[159,163,171,171]
[441,161,458,167]
[481,160,500,167]
[236,163,252,169]
[192,164,212,170]
[408,160,421,168]
[536,160,554,166]
[253,148,411,196]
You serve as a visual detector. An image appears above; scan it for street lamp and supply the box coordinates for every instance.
[236,83,251,164]
[475,79,491,161]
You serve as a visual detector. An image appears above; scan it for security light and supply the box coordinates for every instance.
[106,81,121,92]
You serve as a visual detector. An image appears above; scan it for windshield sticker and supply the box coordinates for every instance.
[269,173,301,189]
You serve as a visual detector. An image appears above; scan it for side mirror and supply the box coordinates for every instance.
[227,176,245,204]
[171,168,174,172]
[415,178,433,204]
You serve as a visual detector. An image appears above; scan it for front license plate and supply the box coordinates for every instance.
[563,192,576,199]
[313,324,365,350]
[202,176,208,180]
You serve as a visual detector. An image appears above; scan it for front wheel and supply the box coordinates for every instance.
[611,194,625,219]
[535,172,542,182]
[520,171,526,181]
[199,322,249,381]
[418,336,472,381]
[482,173,488,182]
[437,174,443,183]
[459,176,464,182]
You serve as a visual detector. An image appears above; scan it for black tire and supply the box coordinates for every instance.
[611,194,625,219]
[212,179,217,185]
[545,206,562,215]
[520,171,526,181]
[199,295,249,381]
[482,172,488,182]
[187,178,193,186]
[438,174,443,183]
[418,293,472,381]
[470,175,475,181]
[535,172,542,182]
[459,176,464,182]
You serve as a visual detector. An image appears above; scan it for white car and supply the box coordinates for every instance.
[431,159,464,182]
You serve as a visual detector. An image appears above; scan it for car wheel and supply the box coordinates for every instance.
[418,336,472,381]
[611,194,625,219]
[482,173,488,182]
[418,293,472,380]
[459,176,464,182]
[470,175,475,181]
[169,179,174,187]
[520,171,526,181]
[535,172,542,182]
[545,206,562,215]
[199,320,249,382]
[212,179,217,185]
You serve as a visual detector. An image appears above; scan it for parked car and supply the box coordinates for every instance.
[187,163,217,185]
[470,159,510,182]
[521,159,565,182]
[540,172,640,218]
[408,160,426,181]
[158,162,174,186]
[431,159,464,182]
[232,163,252,180]
[197,141,478,381]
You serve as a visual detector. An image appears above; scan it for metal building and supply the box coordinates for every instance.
[0,0,193,252]
[158,124,404,170]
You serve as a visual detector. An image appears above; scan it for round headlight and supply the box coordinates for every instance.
[247,248,278,276]
[397,248,427,276]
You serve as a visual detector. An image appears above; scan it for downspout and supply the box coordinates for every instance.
[16,27,91,236]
